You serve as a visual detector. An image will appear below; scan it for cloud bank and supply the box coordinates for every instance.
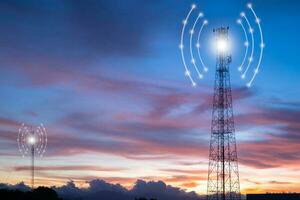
[0,179,205,200]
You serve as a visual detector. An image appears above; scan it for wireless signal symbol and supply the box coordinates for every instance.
[179,3,265,88]
[18,124,47,158]
[237,3,265,87]
[179,4,209,87]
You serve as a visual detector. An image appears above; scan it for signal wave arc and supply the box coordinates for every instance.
[237,19,249,72]
[180,5,196,87]
[241,13,254,80]
[196,20,208,73]
[247,3,265,87]
[189,12,204,79]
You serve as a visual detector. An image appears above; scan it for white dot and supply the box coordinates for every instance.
[246,82,252,88]
[247,3,252,8]
[240,12,245,17]
[199,12,204,17]
[238,67,242,71]
[192,82,197,87]
[244,41,249,47]
[192,4,196,9]
[237,19,242,24]
[260,43,265,48]
[204,20,208,24]
[190,29,194,35]
[196,43,200,48]
[185,70,191,76]
[249,28,254,33]
[256,18,260,24]
[204,67,208,72]
[241,74,246,79]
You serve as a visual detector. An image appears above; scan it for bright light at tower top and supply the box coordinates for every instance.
[214,27,231,54]
[215,36,230,53]
[216,39,229,52]
[27,135,36,145]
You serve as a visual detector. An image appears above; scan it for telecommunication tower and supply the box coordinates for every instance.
[18,124,47,189]
[207,27,241,200]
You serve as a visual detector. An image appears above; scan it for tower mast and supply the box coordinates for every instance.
[31,143,34,189]
[207,27,241,200]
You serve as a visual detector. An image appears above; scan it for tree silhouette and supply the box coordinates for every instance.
[0,186,62,200]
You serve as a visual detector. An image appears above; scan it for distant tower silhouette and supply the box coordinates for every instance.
[207,27,241,200]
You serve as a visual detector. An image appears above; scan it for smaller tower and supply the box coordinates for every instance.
[27,128,36,189]
[18,124,47,190]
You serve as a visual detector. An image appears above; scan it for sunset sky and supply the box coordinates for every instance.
[0,0,299,195]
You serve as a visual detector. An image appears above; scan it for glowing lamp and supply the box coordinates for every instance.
[27,135,36,145]
[216,39,229,52]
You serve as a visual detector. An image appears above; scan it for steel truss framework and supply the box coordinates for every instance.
[207,27,241,200]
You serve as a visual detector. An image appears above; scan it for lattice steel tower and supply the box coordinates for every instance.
[207,27,241,200]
